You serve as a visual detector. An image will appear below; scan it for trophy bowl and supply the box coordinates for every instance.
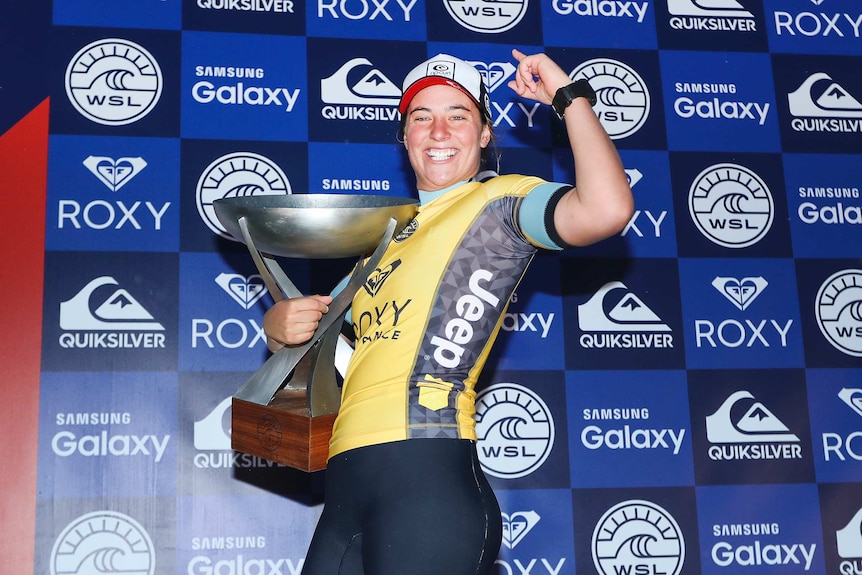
[214,194,419,259]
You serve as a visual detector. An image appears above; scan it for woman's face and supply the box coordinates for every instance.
[402,84,491,192]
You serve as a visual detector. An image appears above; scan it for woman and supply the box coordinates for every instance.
[264,49,634,575]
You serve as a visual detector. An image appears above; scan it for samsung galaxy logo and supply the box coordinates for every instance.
[552,0,649,23]
[195,66,265,79]
[191,536,266,550]
[321,178,391,192]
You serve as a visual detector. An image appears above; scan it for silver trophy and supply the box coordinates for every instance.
[215,194,418,471]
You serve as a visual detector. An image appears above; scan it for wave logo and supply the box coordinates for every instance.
[706,390,802,461]
[570,59,650,140]
[83,156,147,192]
[60,276,163,332]
[592,500,685,575]
[475,382,555,479]
[788,73,862,133]
[712,276,768,311]
[196,152,291,237]
[502,510,540,549]
[816,269,862,357]
[578,281,674,350]
[688,163,774,248]
[838,508,862,574]
[65,38,162,126]
[215,273,267,310]
[443,0,529,33]
[321,57,400,109]
[51,510,155,575]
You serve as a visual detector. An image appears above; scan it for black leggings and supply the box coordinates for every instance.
[302,439,502,575]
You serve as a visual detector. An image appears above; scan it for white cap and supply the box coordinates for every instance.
[399,53,490,119]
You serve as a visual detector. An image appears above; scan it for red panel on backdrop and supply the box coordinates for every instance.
[0,99,49,574]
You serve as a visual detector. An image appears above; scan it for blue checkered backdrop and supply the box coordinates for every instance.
[30,0,862,573]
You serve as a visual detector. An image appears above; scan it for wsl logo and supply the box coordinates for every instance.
[570,59,650,140]
[688,163,774,248]
[59,277,165,349]
[815,269,862,357]
[705,390,802,461]
[578,281,674,350]
[475,383,555,479]
[320,58,400,122]
[838,508,862,575]
[592,500,685,575]
[65,38,163,126]
[51,511,155,575]
[196,152,292,237]
[443,0,529,33]
[788,72,862,134]
[667,0,756,31]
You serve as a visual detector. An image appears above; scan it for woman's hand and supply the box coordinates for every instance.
[507,49,572,106]
[263,294,333,351]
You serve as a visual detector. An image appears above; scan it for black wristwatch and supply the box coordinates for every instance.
[552,79,597,118]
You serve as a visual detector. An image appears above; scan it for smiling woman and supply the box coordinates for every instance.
[263,50,634,575]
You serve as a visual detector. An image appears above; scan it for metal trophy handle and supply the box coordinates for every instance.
[233,216,398,413]
[214,194,418,471]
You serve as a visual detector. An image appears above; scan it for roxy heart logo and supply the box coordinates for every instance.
[83,156,148,192]
[214,273,267,310]
[469,60,516,94]
[501,510,541,549]
[838,388,862,418]
[712,276,768,311]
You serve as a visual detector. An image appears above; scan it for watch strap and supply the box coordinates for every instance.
[552,79,597,118]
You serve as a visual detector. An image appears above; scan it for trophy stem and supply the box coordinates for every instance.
[232,217,398,407]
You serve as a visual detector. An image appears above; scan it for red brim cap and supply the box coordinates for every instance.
[399,77,481,115]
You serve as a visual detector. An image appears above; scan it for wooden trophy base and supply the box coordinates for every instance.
[231,389,335,472]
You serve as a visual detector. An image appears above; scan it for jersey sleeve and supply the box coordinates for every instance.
[517,182,574,250]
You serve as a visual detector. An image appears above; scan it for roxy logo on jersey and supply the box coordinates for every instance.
[65,38,163,126]
[667,0,756,32]
[320,58,400,122]
[570,59,650,140]
[815,269,862,357]
[592,500,685,575]
[195,152,292,238]
[706,390,802,461]
[578,281,674,350]
[443,0,529,33]
[788,72,862,133]
[688,163,774,248]
[475,383,555,479]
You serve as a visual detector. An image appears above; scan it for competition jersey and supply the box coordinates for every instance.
[328,174,563,457]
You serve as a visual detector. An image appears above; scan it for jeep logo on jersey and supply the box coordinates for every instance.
[688,163,774,248]
[475,382,555,479]
[65,38,163,126]
[592,500,685,575]
[195,152,292,237]
[51,511,155,575]
[443,0,529,32]
[430,268,500,369]
[816,269,862,357]
[570,59,650,140]
[788,72,862,134]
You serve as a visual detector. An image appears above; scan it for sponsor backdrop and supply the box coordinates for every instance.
[1,0,861,573]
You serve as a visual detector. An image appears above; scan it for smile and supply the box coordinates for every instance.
[427,149,456,161]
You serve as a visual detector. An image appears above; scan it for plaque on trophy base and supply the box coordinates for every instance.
[214,194,418,472]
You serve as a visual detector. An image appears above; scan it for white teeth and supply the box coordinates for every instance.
[427,149,455,160]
